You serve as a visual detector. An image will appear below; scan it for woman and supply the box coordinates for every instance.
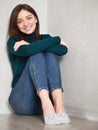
[7,4,71,124]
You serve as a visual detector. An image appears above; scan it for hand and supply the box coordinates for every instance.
[61,40,69,50]
[14,40,29,51]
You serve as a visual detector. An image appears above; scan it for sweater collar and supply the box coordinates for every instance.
[20,32,35,42]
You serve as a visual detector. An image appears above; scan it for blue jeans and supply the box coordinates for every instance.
[9,53,63,115]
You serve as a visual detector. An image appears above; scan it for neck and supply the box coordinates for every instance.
[20,32,35,37]
[20,32,35,42]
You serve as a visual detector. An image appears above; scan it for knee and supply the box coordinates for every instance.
[28,53,43,62]
[27,53,45,69]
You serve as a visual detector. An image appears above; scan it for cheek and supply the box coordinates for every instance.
[33,23,37,30]
[17,24,23,30]
[32,18,37,25]
[17,25,20,31]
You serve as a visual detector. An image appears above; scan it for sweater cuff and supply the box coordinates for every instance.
[54,36,61,43]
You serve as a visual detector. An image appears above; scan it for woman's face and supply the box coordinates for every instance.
[17,9,37,34]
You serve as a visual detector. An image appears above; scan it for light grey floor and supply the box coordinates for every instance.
[0,114,98,130]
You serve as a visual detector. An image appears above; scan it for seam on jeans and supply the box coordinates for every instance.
[32,67,40,93]
[32,67,48,94]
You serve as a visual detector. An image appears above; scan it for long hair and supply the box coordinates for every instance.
[8,4,41,41]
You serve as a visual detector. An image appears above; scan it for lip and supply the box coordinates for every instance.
[24,26,32,31]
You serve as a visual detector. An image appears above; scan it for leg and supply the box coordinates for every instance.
[27,53,61,124]
[38,89,55,116]
[28,53,55,116]
[52,89,66,113]
[44,53,71,123]
[44,52,65,112]
[9,55,43,115]
[44,52,63,92]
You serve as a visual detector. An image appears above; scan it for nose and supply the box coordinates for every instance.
[23,20,28,26]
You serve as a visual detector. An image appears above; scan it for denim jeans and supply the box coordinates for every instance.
[9,52,63,115]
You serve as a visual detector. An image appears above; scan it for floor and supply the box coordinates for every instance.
[0,114,98,130]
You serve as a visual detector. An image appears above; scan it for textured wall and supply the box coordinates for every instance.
[1,0,98,121]
[47,0,98,120]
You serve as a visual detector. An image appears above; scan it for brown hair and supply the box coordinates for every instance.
[8,4,41,41]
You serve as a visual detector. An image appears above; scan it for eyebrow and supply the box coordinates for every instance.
[17,14,32,21]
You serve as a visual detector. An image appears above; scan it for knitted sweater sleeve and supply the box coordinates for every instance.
[46,44,68,56]
[42,34,68,56]
[7,36,61,57]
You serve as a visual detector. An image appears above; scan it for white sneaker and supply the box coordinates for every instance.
[44,114,60,125]
[57,113,71,124]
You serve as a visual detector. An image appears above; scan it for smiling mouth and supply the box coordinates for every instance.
[24,28,31,31]
[24,26,33,31]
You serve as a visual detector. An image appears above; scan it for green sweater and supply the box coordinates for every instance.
[7,33,68,88]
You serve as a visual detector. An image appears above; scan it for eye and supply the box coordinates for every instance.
[17,20,22,24]
[27,16,32,20]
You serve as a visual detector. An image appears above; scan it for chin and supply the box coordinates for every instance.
[24,30,34,34]
[25,32,32,34]
[23,31,33,34]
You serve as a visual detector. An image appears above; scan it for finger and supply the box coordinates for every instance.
[14,44,19,51]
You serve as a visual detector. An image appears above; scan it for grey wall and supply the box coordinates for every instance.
[47,0,98,120]
[0,0,98,121]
